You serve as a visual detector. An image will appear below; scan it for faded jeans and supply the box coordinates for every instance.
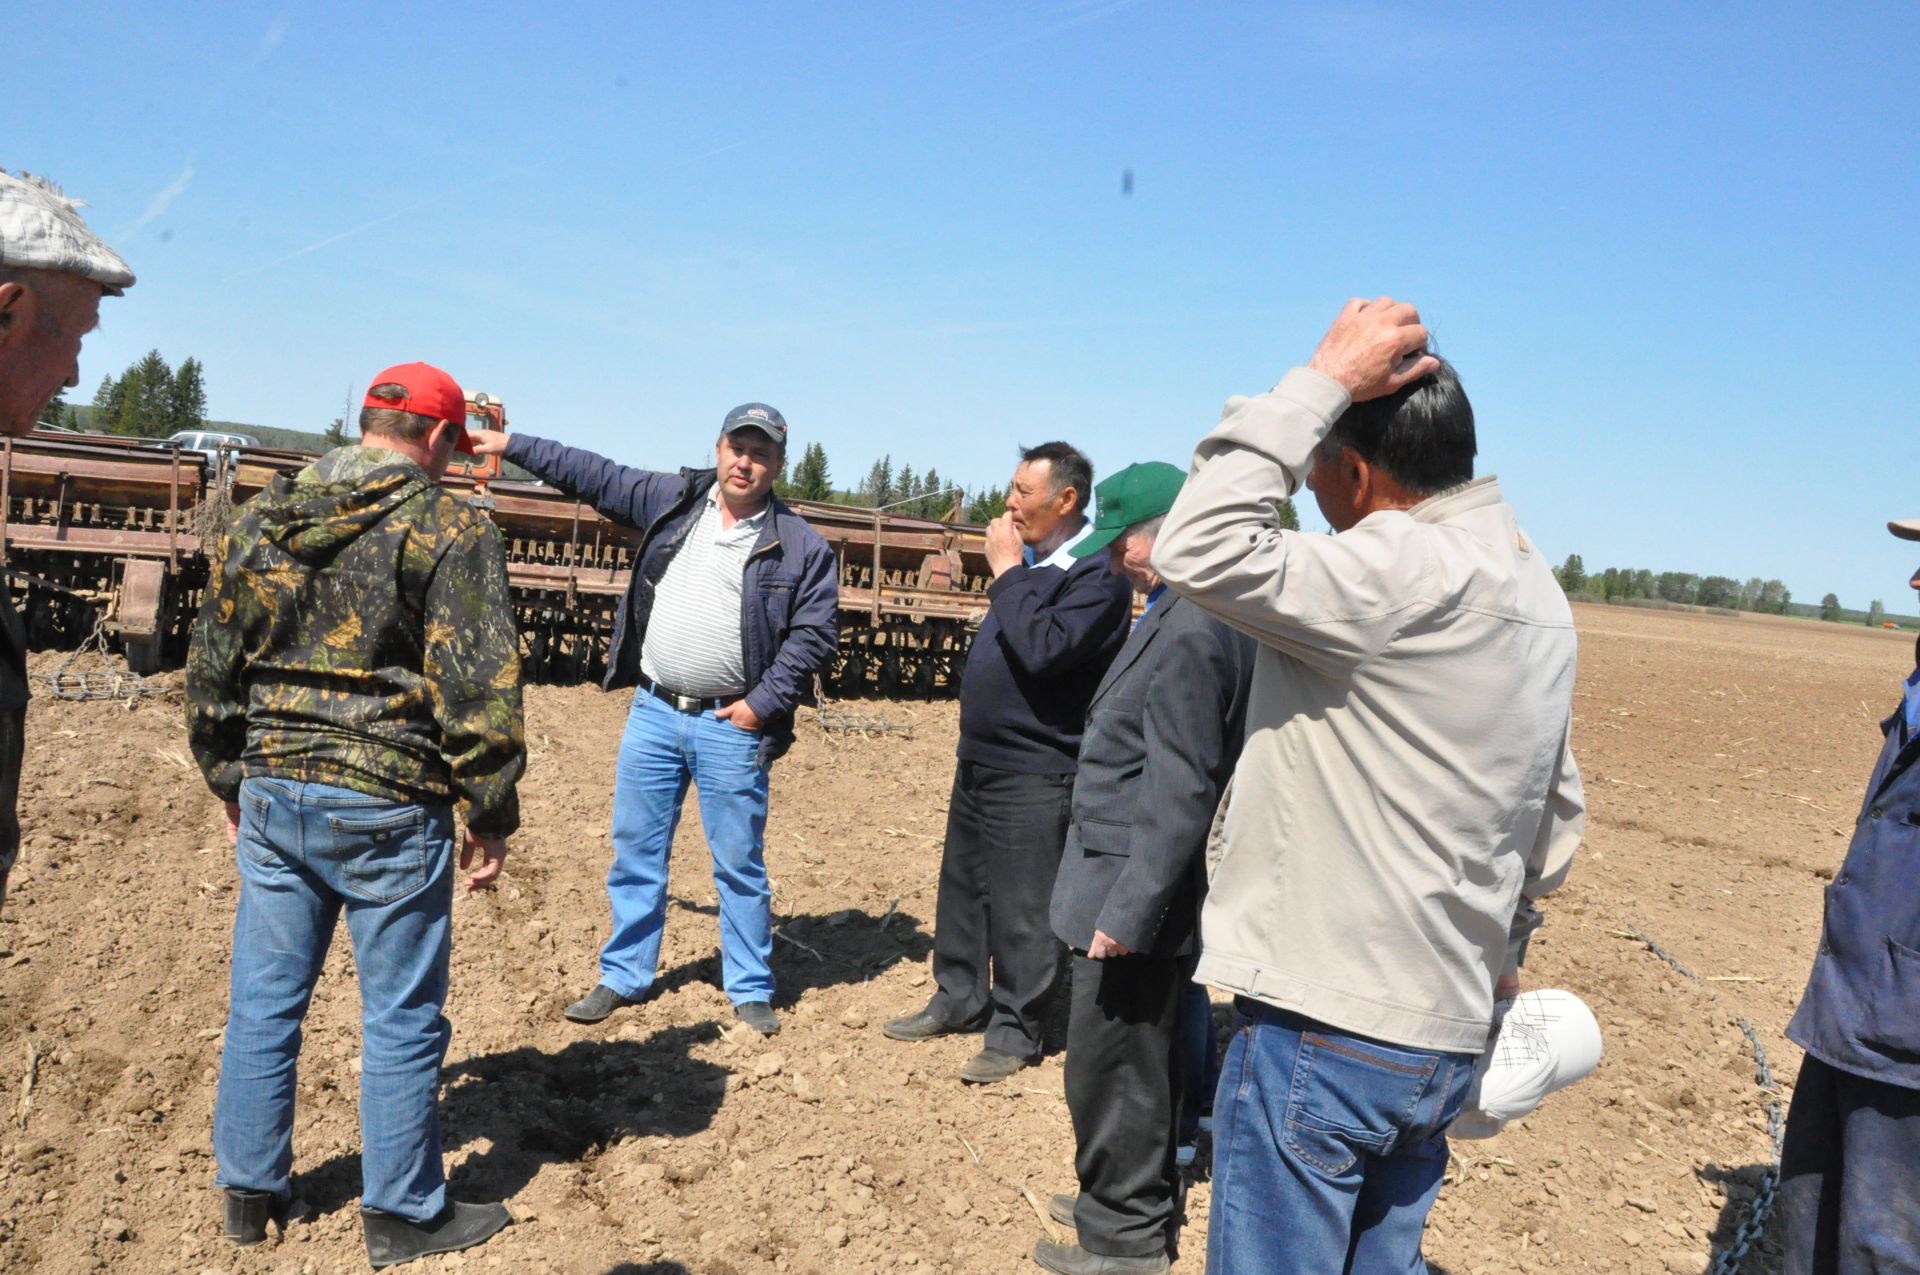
[600,691,774,1005]
[214,777,455,1221]
[1207,999,1475,1275]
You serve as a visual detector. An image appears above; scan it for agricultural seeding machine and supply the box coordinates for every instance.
[0,398,994,695]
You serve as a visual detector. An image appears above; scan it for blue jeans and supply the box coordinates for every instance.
[1178,977,1219,1144]
[1207,1000,1475,1275]
[601,691,773,1005]
[214,778,455,1221]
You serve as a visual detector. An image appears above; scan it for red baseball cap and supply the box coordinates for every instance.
[363,362,475,455]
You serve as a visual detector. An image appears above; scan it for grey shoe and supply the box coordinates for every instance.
[1049,1192,1077,1228]
[882,1006,979,1042]
[1032,1239,1169,1275]
[564,984,637,1024]
[223,1189,286,1247]
[363,1201,511,1269]
[734,1001,780,1035]
[958,1047,1031,1084]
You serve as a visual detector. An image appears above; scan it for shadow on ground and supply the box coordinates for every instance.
[294,1024,727,1216]
[654,902,934,1003]
[1701,1161,1784,1274]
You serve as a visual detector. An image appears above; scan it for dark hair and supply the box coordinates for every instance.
[358,383,441,444]
[1321,357,1475,496]
[1018,441,1094,510]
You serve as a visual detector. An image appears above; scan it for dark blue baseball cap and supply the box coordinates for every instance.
[723,402,787,446]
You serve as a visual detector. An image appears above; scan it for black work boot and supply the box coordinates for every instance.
[223,1189,285,1246]
[362,1201,511,1269]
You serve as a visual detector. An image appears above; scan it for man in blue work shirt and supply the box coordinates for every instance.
[1776,518,1920,1272]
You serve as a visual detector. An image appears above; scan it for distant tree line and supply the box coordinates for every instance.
[1553,554,1792,614]
[82,350,209,438]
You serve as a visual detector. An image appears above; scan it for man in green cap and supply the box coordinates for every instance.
[1035,462,1256,1275]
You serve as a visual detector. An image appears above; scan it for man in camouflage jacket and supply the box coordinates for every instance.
[186,362,525,1268]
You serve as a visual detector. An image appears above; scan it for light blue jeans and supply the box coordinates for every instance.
[1206,1000,1475,1275]
[600,691,773,1005]
[214,777,455,1221]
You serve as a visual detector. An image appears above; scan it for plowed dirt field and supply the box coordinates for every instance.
[0,602,1908,1274]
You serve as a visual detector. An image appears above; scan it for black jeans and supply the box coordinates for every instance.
[1778,1053,1920,1274]
[1065,951,1188,1258]
[927,760,1072,1060]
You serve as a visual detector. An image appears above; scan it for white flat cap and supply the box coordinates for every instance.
[1889,520,1920,541]
[0,170,135,295]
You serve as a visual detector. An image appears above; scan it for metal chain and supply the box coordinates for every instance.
[1628,926,1784,1275]
[31,612,168,703]
[809,672,913,738]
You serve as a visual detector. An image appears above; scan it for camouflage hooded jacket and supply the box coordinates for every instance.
[186,446,525,836]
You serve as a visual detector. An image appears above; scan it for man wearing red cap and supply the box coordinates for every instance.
[187,363,526,1267]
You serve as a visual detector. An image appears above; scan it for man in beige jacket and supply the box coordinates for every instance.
[1154,297,1585,1274]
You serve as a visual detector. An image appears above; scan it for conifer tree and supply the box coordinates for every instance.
[168,357,209,435]
[111,350,176,437]
[860,456,894,507]
[790,442,832,501]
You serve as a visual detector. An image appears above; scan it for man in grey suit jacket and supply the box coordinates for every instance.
[1035,463,1256,1275]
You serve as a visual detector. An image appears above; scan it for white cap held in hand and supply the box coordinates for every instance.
[1451,989,1603,1139]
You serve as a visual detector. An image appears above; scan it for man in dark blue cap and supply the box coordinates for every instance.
[468,404,838,1036]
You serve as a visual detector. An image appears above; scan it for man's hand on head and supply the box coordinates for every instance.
[1306,296,1439,403]
[984,513,1025,578]
[716,699,764,733]
[465,428,509,457]
[460,832,508,892]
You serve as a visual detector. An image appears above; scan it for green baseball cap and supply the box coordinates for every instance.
[1070,461,1188,558]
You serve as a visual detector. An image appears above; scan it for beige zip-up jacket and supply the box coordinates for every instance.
[1153,367,1585,1054]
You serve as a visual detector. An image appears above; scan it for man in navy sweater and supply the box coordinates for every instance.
[1776,518,1920,1272]
[885,442,1132,1082]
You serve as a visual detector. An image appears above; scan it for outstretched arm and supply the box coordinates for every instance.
[468,428,684,530]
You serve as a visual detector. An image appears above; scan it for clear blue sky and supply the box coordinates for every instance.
[14,3,1918,610]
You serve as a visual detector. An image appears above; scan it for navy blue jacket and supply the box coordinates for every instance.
[957,544,1132,775]
[1787,690,1920,1090]
[504,433,839,763]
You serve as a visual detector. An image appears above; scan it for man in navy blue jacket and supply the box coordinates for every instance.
[469,405,837,1036]
[884,442,1132,1082]
[1776,519,1920,1272]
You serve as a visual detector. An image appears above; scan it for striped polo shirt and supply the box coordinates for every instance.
[640,492,768,697]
